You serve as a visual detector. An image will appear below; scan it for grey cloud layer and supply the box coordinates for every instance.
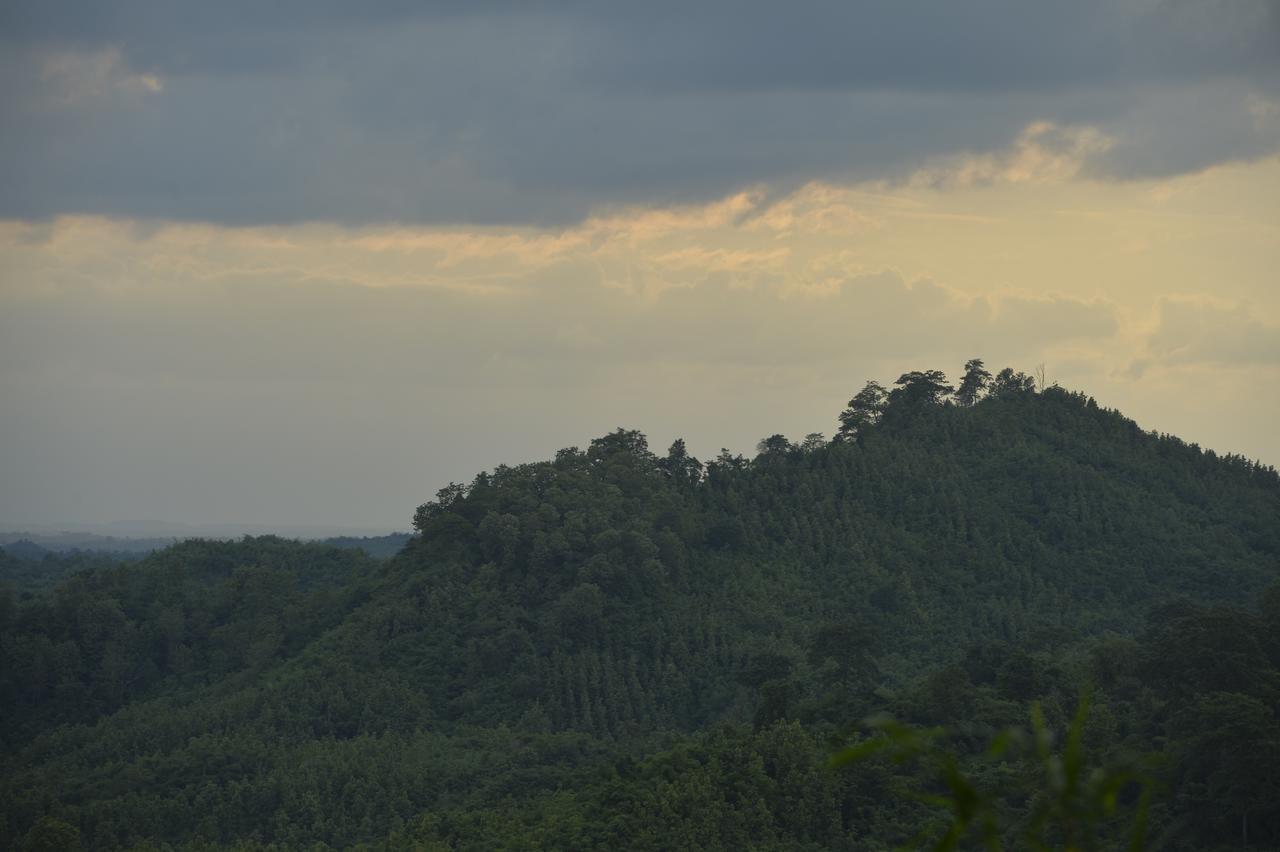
[1,0,1278,225]
[1146,298,1280,366]
[10,254,1279,526]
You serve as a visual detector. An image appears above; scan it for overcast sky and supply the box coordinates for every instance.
[2,1,1278,531]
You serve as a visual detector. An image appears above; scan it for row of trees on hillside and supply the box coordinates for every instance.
[836,359,1037,441]
[419,359,1034,524]
[415,356,1276,536]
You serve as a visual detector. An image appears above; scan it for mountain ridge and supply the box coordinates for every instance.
[3,368,1278,850]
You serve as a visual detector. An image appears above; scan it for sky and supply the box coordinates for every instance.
[1,1,1278,532]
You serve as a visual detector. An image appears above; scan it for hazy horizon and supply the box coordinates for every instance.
[3,1,1277,530]
[0,520,407,539]
[2,377,1276,532]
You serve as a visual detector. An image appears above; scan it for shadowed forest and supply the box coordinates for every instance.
[3,362,1279,850]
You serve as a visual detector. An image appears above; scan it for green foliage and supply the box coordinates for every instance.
[20,816,81,852]
[836,380,887,440]
[0,536,379,746]
[2,361,1278,849]
[833,690,1156,851]
[955,359,992,408]
[0,547,133,596]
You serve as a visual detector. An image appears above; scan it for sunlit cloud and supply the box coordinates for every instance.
[907,122,1116,189]
[2,152,1278,526]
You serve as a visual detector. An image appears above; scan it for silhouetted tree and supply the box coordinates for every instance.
[989,367,1037,399]
[955,358,992,407]
[756,434,793,457]
[660,438,703,484]
[799,433,826,452]
[588,428,654,464]
[836,381,887,440]
[888,370,954,407]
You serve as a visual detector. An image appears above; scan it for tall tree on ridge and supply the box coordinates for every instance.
[888,370,954,407]
[836,381,887,441]
[955,358,992,407]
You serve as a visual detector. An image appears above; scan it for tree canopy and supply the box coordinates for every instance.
[2,359,1278,850]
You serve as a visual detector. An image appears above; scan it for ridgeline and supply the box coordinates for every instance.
[3,363,1278,850]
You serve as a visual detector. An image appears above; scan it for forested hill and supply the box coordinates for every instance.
[3,364,1279,851]
[0,532,413,596]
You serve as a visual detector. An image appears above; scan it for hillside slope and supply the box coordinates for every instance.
[2,370,1278,849]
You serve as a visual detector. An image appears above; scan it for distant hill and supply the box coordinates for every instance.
[317,532,412,559]
[0,533,409,598]
[0,530,409,558]
[2,366,1278,850]
[0,538,51,560]
[0,532,180,555]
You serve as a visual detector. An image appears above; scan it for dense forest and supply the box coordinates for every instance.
[0,534,412,597]
[3,361,1279,850]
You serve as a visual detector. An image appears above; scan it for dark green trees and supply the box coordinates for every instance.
[660,438,704,484]
[20,816,81,852]
[756,434,794,456]
[1171,691,1280,845]
[837,358,995,436]
[412,481,469,531]
[888,369,954,407]
[990,367,1037,398]
[2,366,1278,850]
[836,380,887,440]
[955,358,992,407]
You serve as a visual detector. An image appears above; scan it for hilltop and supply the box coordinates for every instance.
[3,364,1278,850]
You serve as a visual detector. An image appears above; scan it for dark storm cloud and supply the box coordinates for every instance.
[579,0,1279,95]
[1,0,1277,225]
